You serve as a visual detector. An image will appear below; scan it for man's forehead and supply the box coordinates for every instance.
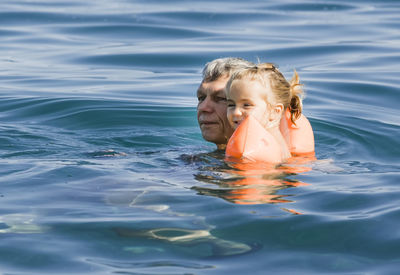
[197,77,229,94]
[197,85,225,95]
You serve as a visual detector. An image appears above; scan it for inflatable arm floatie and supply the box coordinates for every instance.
[225,115,283,163]
[280,109,314,154]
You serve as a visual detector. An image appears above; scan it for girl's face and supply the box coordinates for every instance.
[226,79,273,130]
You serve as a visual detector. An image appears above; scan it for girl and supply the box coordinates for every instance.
[225,63,310,163]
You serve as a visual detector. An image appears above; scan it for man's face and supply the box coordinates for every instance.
[197,76,234,149]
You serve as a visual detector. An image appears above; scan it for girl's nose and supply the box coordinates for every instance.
[233,107,243,116]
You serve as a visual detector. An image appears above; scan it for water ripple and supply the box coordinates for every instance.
[1,0,400,274]
[86,257,215,271]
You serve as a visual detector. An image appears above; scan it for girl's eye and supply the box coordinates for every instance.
[244,103,253,107]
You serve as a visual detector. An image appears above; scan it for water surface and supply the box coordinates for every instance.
[1,0,400,274]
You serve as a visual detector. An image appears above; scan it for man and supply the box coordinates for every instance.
[196,58,254,150]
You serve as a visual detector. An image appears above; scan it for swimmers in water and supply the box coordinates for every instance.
[225,63,310,162]
[197,58,314,155]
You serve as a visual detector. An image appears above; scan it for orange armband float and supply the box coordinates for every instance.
[280,109,315,154]
[225,115,283,164]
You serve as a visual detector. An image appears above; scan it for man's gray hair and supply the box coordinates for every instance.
[202,57,254,82]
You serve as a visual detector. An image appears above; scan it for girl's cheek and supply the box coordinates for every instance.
[245,109,254,116]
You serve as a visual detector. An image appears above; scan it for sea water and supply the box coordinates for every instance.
[0,0,399,274]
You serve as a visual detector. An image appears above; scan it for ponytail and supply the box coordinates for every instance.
[289,70,304,125]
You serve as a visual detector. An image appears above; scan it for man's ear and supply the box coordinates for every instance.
[269,103,284,122]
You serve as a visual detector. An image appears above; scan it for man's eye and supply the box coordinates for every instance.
[197,96,205,102]
[216,97,226,102]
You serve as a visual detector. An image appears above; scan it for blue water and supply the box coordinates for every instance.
[1,0,400,274]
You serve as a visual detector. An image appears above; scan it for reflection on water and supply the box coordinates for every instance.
[0,213,48,234]
[185,151,315,209]
[111,151,317,258]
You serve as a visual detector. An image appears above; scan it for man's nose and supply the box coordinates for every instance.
[198,96,213,112]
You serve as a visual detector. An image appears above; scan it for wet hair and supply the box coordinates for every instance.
[226,63,304,125]
[202,57,255,82]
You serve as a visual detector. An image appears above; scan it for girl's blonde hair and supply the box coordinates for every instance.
[226,63,304,125]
